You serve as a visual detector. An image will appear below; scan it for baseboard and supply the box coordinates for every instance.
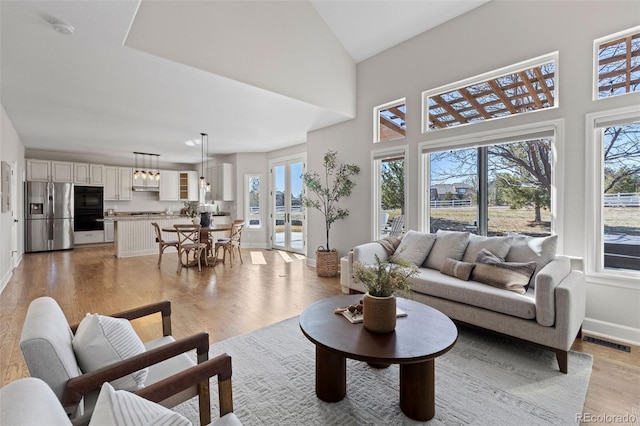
[240,243,270,249]
[583,317,640,346]
[0,269,11,296]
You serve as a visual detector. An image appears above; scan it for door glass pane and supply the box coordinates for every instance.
[290,162,304,250]
[274,165,285,247]
[379,157,405,238]
[429,149,478,233]
[602,122,640,271]
[488,139,552,236]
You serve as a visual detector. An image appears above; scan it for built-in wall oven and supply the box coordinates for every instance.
[74,186,104,231]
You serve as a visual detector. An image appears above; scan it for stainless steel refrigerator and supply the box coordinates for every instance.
[25,181,74,252]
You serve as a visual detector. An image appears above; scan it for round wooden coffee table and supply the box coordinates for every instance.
[299,294,458,421]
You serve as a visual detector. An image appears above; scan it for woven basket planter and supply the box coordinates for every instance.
[363,292,396,333]
[316,249,339,277]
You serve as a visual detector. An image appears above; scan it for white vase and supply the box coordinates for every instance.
[192,216,200,225]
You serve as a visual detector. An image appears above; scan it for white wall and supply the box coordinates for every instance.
[0,103,25,293]
[305,1,640,343]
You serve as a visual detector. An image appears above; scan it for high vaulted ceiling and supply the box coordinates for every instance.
[1,0,488,166]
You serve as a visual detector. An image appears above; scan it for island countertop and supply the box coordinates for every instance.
[104,212,230,221]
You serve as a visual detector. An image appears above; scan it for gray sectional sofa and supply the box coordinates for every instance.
[345,230,586,373]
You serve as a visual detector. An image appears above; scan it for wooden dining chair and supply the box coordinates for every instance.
[214,220,245,267]
[174,224,208,272]
[151,222,179,268]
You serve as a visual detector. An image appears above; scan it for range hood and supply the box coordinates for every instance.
[132,186,160,192]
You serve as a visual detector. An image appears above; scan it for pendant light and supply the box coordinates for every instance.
[140,153,147,179]
[155,154,160,181]
[199,133,207,188]
[133,153,139,178]
[205,134,211,192]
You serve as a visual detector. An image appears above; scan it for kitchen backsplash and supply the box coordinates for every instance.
[104,191,232,214]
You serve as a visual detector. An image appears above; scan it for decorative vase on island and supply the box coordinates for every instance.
[192,216,200,225]
[362,292,396,333]
[200,212,211,227]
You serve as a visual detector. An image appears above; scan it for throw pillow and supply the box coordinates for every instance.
[440,258,475,281]
[461,234,513,263]
[472,249,537,294]
[89,382,192,426]
[72,314,148,391]
[506,234,558,285]
[422,230,470,270]
[392,230,436,266]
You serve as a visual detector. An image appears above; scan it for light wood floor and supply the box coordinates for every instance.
[1,246,638,424]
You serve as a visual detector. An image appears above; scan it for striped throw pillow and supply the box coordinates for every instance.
[72,314,148,391]
[89,382,191,426]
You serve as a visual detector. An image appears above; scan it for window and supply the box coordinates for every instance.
[245,174,262,228]
[595,27,640,99]
[587,107,640,277]
[422,124,557,237]
[374,98,406,143]
[372,147,406,239]
[422,53,557,132]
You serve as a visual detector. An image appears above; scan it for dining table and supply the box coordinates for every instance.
[162,224,233,267]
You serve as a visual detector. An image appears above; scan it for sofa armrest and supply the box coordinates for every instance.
[534,256,571,327]
[554,270,586,350]
[352,242,389,265]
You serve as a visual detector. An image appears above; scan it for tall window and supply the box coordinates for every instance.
[424,129,555,237]
[595,27,640,99]
[245,174,262,228]
[373,148,406,238]
[423,53,557,132]
[587,108,640,276]
[374,98,406,143]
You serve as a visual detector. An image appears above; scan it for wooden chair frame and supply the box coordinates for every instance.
[57,301,233,426]
[175,224,208,272]
[214,221,245,267]
[151,222,179,268]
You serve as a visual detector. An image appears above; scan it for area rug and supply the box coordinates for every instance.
[174,316,592,425]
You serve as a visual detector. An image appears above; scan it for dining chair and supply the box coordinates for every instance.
[214,220,245,267]
[174,224,208,272]
[151,222,179,268]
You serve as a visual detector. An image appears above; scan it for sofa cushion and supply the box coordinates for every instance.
[89,382,191,426]
[462,234,513,263]
[410,267,536,320]
[472,249,537,295]
[506,234,558,287]
[440,258,475,281]
[423,230,470,270]
[72,314,148,391]
[393,230,436,266]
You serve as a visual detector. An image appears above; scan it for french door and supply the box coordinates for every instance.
[270,156,306,254]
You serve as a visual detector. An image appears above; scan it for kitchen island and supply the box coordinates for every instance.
[110,213,231,258]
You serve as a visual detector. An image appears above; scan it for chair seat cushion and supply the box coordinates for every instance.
[143,336,197,385]
[89,382,191,426]
[72,314,149,391]
[213,413,244,426]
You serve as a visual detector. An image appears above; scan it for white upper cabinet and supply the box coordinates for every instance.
[74,163,104,185]
[210,163,233,201]
[159,170,179,201]
[26,159,73,182]
[104,166,133,200]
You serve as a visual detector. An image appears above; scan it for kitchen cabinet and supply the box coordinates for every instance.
[180,171,198,201]
[104,166,132,200]
[26,159,73,182]
[74,163,104,185]
[208,163,233,201]
[159,170,198,201]
[74,230,104,245]
[104,219,114,242]
[159,170,179,200]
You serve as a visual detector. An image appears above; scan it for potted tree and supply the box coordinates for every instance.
[302,150,360,277]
